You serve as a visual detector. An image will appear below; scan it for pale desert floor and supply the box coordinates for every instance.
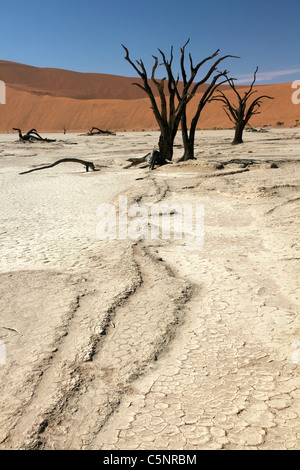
[0,128,299,450]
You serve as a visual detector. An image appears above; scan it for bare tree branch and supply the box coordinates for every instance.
[122,41,238,164]
[210,67,274,144]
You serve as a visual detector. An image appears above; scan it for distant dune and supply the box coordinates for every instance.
[0,60,298,132]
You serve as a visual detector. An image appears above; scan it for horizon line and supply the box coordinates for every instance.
[1,58,299,87]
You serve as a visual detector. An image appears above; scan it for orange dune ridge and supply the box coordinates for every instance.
[0,60,299,132]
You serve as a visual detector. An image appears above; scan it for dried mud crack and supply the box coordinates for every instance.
[1,130,299,450]
[1,241,195,450]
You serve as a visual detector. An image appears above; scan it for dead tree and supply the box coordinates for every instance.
[123,42,236,167]
[210,67,274,145]
[13,128,56,142]
[123,42,223,167]
[13,128,36,141]
[123,44,181,167]
[177,41,237,160]
[88,127,116,135]
[89,127,116,135]
[180,41,238,161]
[78,127,116,136]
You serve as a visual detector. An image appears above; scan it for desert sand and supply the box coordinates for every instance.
[0,60,299,132]
[0,127,299,450]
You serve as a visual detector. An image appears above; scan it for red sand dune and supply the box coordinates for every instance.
[0,60,299,132]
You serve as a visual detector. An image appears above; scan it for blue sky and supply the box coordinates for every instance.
[0,0,299,84]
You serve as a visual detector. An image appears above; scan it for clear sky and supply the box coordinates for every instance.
[1,0,299,84]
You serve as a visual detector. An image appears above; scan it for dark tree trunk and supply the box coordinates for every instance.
[158,127,174,162]
[232,121,245,145]
[180,112,197,161]
[179,71,231,161]
[182,140,195,160]
[149,129,175,169]
[181,133,195,161]
[181,113,192,161]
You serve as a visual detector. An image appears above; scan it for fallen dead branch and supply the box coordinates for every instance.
[13,128,56,143]
[79,127,116,136]
[202,168,250,178]
[19,158,97,174]
[124,153,151,168]
[124,150,173,170]
[246,124,268,133]
[0,326,22,335]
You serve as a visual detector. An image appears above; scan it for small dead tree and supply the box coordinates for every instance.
[210,67,274,145]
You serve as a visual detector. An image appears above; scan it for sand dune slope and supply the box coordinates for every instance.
[0,61,299,132]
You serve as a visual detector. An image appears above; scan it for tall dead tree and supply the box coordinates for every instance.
[122,42,235,167]
[122,44,182,165]
[178,41,237,160]
[210,67,274,145]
